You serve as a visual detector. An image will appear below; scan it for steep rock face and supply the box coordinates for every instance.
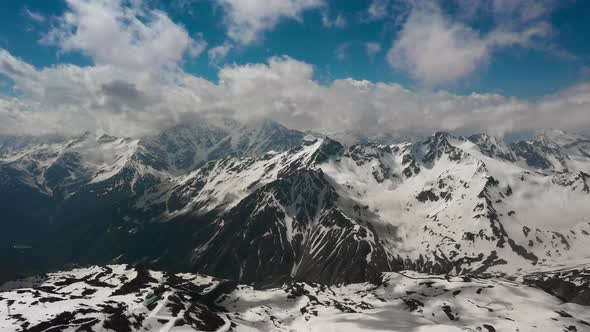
[468,133,516,161]
[552,171,590,193]
[523,265,590,305]
[139,118,305,174]
[510,131,590,174]
[410,132,466,164]
[0,163,57,274]
[511,139,565,171]
[149,138,386,284]
[190,169,389,285]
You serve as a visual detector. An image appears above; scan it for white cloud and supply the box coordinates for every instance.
[322,13,347,28]
[437,0,558,23]
[387,4,549,86]
[42,0,203,71]
[366,42,381,60]
[23,7,46,23]
[208,43,233,66]
[0,46,217,137]
[2,47,590,140]
[334,43,350,61]
[215,59,590,138]
[490,0,557,22]
[171,0,200,16]
[218,56,315,100]
[188,33,208,57]
[367,0,390,20]
[215,0,324,45]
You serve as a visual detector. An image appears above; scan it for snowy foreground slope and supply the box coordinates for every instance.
[2,264,590,332]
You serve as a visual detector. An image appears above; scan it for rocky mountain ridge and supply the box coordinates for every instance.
[1,121,590,288]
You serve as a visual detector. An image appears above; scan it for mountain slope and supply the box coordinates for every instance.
[0,119,305,276]
[130,132,590,284]
[2,264,589,332]
[2,124,590,288]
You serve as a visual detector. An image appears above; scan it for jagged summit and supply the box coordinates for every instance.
[468,133,516,161]
[139,117,305,174]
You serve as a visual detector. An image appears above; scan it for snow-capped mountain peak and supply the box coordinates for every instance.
[2,122,590,291]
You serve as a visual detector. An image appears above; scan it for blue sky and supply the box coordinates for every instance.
[2,0,589,98]
[0,0,589,137]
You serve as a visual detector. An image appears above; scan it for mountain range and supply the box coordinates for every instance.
[1,119,590,330]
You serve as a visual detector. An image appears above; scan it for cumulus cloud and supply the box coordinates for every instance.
[215,59,590,138]
[387,3,550,86]
[215,0,324,45]
[0,45,217,137]
[0,0,212,137]
[2,46,590,140]
[42,0,204,71]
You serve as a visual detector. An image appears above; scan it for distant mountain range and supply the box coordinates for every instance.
[2,119,590,331]
[1,119,590,286]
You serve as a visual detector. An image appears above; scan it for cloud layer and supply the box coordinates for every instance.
[2,46,590,139]
[0,0,588,140]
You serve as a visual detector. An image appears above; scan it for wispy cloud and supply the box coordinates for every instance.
[23,7,46,23]
[208,43,233,66]
[366,0,390,21]
[322,12,347,28]
[365,42,381,61]
[215,0,324,45]
[335,43,350,61]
